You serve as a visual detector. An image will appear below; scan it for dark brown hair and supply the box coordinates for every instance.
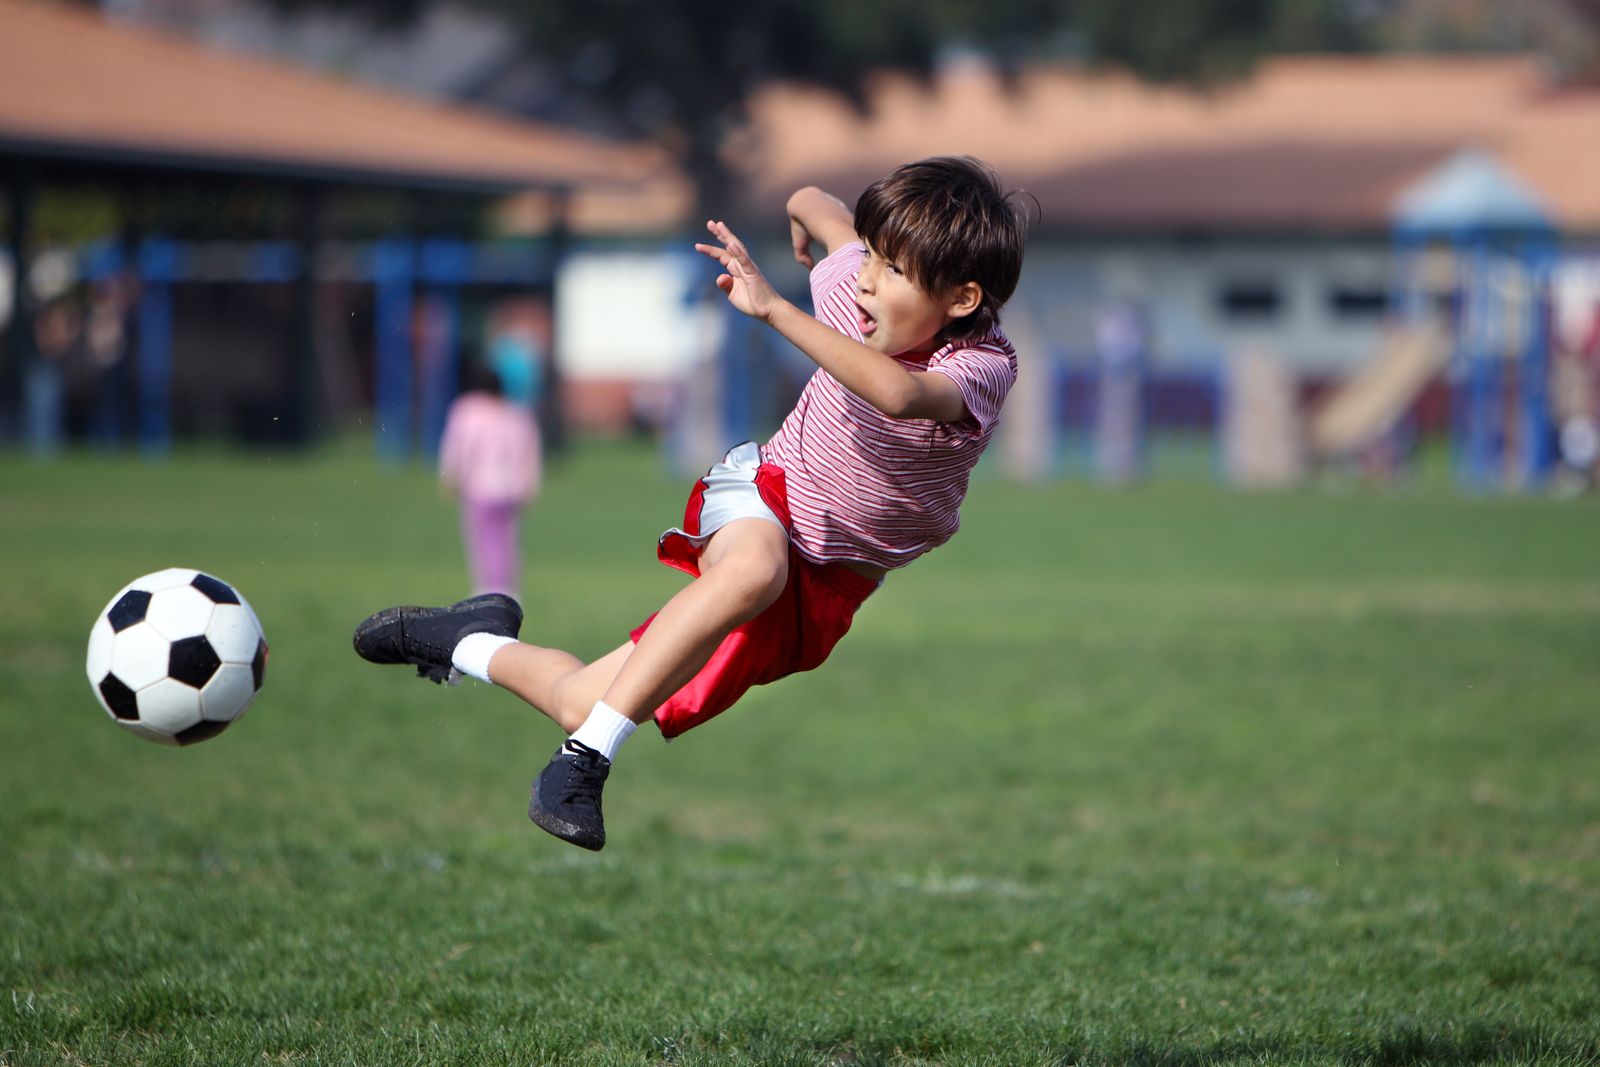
[853,155,1029,342]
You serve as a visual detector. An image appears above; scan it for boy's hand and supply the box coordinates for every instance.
[785,186,856,267]
[790,216,818,269]
[695,220,783,323]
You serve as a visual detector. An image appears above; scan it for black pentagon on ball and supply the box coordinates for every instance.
[251,639,268,690]
[107,589,152,632]
[175,719,231,746]
[168,635,222,688]
[99,674,141,720]
[190,573,239,605]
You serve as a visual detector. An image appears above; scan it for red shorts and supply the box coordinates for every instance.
[632,446,879,738]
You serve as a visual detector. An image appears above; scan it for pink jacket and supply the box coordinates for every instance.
[438,393,542,505]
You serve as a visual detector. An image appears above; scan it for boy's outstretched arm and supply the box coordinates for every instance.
[696,220,970,423]
[786,186,857,269]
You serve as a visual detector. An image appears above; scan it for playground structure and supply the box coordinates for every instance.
[1385,149,1560,491]
[1072,149,1570,491]
[1282,149,1563,490]
[1307,325,1449,468]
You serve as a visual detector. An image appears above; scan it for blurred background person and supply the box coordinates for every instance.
[1093,295,1148,484]
[82,270,136,450]
[438,360,542,599]
[26,280,81,457]
[485,298,550,414]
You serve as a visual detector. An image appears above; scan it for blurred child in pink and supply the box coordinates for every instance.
[438,362,542,598]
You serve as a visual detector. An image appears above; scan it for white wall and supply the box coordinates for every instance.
[554,249,721,381]
[554,235,1401,383]
[1013,237,1396,374]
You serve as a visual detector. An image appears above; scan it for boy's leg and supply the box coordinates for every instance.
[487,640,632,733]
[486,516,787,730]
[522,516,788,850]
[601,515,789,722]
[354,514,788,850]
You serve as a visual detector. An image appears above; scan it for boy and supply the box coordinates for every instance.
[353,156,1027,850]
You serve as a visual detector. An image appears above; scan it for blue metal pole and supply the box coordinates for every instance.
[418,289,461,459]
[1519,236,1557,486]
[1461,233,1495,490]
[136,238,177,457]
[372,239,414,462]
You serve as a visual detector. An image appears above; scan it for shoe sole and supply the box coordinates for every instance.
[528,793,605,851]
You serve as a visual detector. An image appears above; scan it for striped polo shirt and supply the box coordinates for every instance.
[762,241,1017,570]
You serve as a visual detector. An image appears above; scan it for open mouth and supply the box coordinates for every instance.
[855,302,878,337]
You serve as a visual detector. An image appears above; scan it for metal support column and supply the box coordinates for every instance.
[136,238,177,456]
[290,184,324,445]
[372,239,414,462]
[3,172,34,442]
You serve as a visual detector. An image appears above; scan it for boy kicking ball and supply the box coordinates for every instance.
[353,155,1028,850]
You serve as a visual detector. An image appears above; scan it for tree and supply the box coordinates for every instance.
[505,0,1394,219]
[291,0,1381,222]
[1373,0,1600,76]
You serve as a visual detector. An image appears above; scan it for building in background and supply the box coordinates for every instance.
[0,0,685,453]
[734,55,1600,380]
[11,0,1600,471]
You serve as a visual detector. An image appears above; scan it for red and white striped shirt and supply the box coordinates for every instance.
[762,242,1017,570]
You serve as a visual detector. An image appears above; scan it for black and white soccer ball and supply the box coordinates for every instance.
[86,568,268,746]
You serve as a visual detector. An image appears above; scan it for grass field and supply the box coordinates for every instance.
[2,439,1599,1066]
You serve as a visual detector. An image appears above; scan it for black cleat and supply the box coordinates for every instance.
[528,739,610,850]
[351,593,522,684]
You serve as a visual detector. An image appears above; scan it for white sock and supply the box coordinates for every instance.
[567,700,636,762]
[451,633,517,683]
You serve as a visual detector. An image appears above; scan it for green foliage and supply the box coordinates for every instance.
[298,0,1383,216]
[3,440,1599,1064]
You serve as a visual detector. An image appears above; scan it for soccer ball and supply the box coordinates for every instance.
[86,568,268,746]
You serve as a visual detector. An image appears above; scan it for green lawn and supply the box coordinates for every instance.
[2,440,1598,1066]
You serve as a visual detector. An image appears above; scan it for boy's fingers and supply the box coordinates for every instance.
[711,219,749,255]
[693,243,733,268]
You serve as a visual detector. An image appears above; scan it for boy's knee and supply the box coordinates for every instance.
[716,550,787,619]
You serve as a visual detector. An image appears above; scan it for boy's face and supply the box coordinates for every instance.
[854,242,971,357]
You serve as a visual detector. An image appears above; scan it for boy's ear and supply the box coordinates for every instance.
[945,281,983,321]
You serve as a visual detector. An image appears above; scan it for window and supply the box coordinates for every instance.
[1328,285,1388,318]
[1217,281,1282,319]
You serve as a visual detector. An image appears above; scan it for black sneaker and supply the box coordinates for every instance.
[351,593,522,684]
[528,739,610,850]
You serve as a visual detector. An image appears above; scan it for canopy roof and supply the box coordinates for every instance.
[1392,148,1555,233]
[0,0,664,196]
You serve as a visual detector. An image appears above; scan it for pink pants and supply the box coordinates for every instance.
[460,498,522,596]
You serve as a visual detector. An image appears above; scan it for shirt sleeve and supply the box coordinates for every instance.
[927,344,1016,437]
[809,242,866,340]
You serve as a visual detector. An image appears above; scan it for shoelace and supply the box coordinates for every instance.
[558,742,606,811]
[397,614,451,660]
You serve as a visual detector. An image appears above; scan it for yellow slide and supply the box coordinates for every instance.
[1310,326,1449,457]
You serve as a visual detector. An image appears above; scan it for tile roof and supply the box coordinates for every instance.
[0,0,671,196]
[734,56,1600,232]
